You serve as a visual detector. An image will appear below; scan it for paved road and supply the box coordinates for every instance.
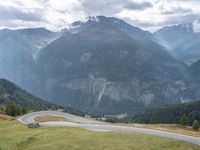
[18,111,103,124]
[18,111,200,146]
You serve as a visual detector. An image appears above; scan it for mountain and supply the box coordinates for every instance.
[0,29,41,95]
[67,16,154,41]
[189,59,200,85]
[154,24,200,64]
[190,59,200,80]
[37,16,190,115]
[16,28,59,57]
[0,28,60,97]
[132,100,200,125]
[0,79,58,111]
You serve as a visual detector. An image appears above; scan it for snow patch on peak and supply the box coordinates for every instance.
[65,16,100,32]
[193,19,200,33]
[87,16,100,22]
[68,24,81,30]
[176,24,193,32]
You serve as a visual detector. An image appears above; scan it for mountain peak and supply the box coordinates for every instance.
[156,23,193,34]
[176,23,193,32]
[66,15,152,41]
[87,16,101,22]
[69,16,117,29]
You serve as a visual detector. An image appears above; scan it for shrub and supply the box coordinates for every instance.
[192,120,199,130]
[5,102,21,116]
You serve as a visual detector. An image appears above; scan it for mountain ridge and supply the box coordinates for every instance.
[154,23,200,64]
[36,16,191,115]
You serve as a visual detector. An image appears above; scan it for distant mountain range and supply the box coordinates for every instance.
[16,28,59,50]
[0,16,200,115]
[0,28,59,97]
[154,23,200,65]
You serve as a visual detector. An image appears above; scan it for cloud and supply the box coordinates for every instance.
[80,0,122,16]
[193,19,200,32]
[0,0,199,32]
[80,0,152,16]
[0,6,43,21]
[123,1,152,10]
[160,6,192,15]
[117,0,200,32]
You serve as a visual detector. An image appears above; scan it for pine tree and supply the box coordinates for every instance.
[180,114,187,126]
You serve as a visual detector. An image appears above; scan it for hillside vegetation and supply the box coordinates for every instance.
[0,79,58,111]
[132,100,200,125]
[0,79,87,117]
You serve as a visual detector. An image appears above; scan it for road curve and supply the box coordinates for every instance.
[18,111,200,146]
[18,111,103,124]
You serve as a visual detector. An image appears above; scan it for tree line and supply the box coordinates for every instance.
[130,100,200,130]
[104,100,200,130]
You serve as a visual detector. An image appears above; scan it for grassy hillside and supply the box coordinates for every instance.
[0,79,58,111]
[132,100,200,125]
[0,120,199,150]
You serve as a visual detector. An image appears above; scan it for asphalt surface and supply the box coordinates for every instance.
[18,111,200,146]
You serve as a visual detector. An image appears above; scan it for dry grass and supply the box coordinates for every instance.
[0,114,15,121]
[120,123,200,137]
[0,120,200,150]
[142,124,200,137]
[28,115,200,138]
[0,109,15,121]
[34,115,77,123]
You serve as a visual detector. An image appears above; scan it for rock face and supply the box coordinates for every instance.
[37,16,189,114]
[154,24,200,65]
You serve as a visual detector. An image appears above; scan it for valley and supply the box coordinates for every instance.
[1,16,199,115]
[0,2,200,148]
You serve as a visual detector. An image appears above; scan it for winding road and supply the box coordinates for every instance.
[18,111,200,146]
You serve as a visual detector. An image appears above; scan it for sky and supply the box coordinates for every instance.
[0,0,200,32]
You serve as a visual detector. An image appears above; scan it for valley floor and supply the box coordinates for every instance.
[0,120,200,150]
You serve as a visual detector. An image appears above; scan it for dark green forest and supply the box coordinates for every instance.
[0,79,85,116]
[132,100,200,125]
[0,79,59,111]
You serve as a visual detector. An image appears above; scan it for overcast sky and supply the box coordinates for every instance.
[0,0,200,32]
